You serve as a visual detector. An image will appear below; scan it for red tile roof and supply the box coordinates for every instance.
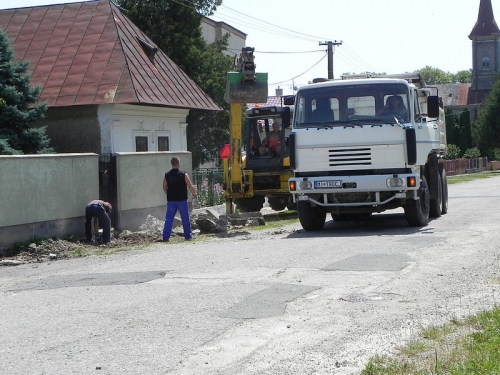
[0,0,221,111]
[247,96,288,109]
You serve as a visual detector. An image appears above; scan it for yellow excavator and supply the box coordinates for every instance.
[221,47,293,214]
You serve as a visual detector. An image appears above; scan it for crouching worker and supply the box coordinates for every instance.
[85,200,112,244]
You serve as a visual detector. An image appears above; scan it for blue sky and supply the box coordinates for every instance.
[1,0,486,94]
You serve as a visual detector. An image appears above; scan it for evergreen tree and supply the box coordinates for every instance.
[445,107,456,145]
[0,27,53,155]
[473,75,500,154]
[459,107,473,154]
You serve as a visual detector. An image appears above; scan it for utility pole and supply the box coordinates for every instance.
[319,40,342,79]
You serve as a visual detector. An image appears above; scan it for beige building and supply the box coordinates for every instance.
[201,17,246,56]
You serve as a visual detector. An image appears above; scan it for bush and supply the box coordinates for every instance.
[462,147,481,159]
[492,148,500,161]
[445,144,461,159]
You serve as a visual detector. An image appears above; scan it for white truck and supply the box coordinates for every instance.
[286,73,448,230]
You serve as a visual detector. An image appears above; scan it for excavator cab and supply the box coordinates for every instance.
[244,106,292,171]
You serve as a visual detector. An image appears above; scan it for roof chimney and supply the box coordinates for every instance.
[275,86,283,96]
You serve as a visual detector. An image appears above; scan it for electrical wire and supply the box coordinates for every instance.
[269,53,328,85]
[157,0,375,73]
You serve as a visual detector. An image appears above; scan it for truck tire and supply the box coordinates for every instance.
[268,197,287,211]
[404,175,430,227]
[429,170,442,218]
[298,201,326,231]
[234,196,265,213]
[441,169,448,214]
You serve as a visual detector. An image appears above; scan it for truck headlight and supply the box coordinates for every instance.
[299,181,313,190]
[387,178,405,188]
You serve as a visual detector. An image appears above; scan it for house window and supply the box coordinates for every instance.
[135,136,148,152]
[482,57,490,70]
[155,131,171,151]
[158,136,170,151]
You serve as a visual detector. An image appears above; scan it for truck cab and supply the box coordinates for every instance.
[288,73,448,230]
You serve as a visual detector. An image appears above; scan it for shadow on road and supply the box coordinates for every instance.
[283,212,439,239]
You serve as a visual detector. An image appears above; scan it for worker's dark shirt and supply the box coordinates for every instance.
[165,168,188,202]
[87,200,107,211]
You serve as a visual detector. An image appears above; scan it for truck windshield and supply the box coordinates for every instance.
[294,83,410,128]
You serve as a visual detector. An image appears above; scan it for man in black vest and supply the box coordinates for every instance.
[161,156,197,242]
[85,200,112,244]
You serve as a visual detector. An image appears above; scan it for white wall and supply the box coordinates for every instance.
[98,104,190,154]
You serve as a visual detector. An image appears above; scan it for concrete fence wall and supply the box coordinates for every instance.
[0,152,192,251]
[115,152,193,231]
[0,153,98,250]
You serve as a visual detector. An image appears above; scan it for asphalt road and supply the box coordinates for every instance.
[1,175,500,375]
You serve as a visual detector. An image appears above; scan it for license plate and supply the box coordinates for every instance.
[314,180,342,189]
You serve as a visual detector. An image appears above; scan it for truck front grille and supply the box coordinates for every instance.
[329,147,371,167]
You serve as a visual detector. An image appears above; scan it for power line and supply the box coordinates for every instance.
[218,4,332,42]
[269,53,328,85]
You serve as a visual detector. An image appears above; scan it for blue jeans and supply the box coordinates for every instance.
[162,200,192,241]
[85,205,111,243]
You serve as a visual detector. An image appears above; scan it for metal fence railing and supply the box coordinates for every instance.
[191,168,225,208]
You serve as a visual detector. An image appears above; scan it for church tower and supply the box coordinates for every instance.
[468,0,500,104]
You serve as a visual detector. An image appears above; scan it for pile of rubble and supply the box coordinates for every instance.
[0,209,266,265]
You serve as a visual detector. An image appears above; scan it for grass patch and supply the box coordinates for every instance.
[361,307,500,374]
[448,170,500,185]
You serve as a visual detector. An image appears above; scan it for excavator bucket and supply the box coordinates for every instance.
[224,72,268,104]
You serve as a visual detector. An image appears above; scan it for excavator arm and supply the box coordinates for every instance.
[223,47,268,213]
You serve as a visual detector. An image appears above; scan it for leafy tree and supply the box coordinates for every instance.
[0,27,53,154]
[473,75,500,155]
[453,69,472,83]
[186,38,233,166]
[416,66,454,85]
[459,107,473,153]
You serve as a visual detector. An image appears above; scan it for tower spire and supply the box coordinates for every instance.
[469,0,500,38]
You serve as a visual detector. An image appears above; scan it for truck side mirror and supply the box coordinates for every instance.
[282,106,291,128]
[283,95,295,105]
[427,96,439,118]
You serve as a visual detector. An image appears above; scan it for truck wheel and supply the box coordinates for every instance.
[404,175,430,226]
[441,169,448,214]
[268,197,287,211]
[429,171,443,218]
[298,201,326,231]
[234,196,265,212]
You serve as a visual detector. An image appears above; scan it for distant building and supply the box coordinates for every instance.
[432,0,499,121]
[468,0,500,105]
[201,17,246,57]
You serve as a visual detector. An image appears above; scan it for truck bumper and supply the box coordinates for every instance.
[289,173,420,207]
